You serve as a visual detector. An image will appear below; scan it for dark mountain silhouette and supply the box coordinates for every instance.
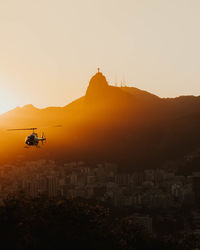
[1,70,200,170]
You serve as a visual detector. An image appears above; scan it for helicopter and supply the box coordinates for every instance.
[8,128,46,148]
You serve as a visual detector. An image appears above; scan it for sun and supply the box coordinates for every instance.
[0,103,13,115]
[0,91,15,115]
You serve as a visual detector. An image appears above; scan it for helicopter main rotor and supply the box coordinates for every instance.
[8,128,37,132]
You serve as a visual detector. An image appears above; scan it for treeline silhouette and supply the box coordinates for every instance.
[0,195,199,250]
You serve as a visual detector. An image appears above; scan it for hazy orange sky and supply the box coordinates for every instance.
[0,0,200,114]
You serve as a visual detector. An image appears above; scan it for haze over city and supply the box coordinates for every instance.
[2,1,200,249]
[1,0,200,114]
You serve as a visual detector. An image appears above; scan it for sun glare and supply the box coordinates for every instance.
[0,91,15,115]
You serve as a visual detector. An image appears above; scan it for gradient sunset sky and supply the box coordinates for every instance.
[0,0,200,114]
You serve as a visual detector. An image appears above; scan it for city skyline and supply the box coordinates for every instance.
[1,1,200,248]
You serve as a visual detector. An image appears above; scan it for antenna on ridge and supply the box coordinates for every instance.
[114,74,118,87]
[124,75,127,87]
[120,74,127,87]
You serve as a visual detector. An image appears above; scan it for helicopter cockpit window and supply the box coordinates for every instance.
[29,135,34,140]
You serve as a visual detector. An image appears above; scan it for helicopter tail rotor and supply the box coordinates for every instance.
[42,132,46,145]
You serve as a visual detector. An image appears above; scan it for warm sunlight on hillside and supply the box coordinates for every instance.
[1,69,200,169]
[1,1,200,248]
[1,0,200,111]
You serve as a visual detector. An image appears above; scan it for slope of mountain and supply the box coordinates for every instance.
[1,71,200,170]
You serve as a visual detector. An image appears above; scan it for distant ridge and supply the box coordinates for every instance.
[1,70,200,170]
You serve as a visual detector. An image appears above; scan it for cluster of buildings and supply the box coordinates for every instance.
[0,159,199,208]
[1,159,200,235]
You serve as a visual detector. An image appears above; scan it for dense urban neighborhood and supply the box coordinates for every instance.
[1,156,200,239]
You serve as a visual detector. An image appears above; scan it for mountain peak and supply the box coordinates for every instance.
[86,70,109,98]
[23,104,36,109]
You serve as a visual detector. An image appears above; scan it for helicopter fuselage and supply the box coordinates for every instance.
[25,132,46,146]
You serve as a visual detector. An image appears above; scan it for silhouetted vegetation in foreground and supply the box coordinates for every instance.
[0,195,200,250]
